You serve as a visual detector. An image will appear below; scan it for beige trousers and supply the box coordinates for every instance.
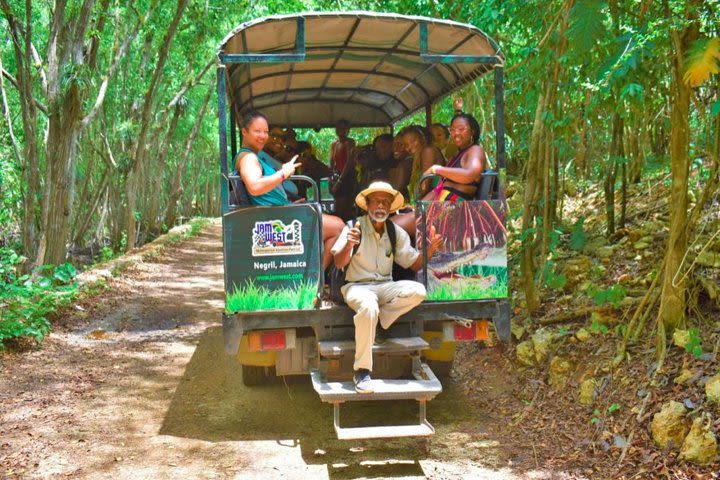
[342,280,427,371]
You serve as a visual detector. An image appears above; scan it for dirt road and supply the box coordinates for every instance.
[1,223,548,479]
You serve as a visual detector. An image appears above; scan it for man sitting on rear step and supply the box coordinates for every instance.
[331,181,443,393]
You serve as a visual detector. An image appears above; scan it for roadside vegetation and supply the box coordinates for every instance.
[1,0,719,475]
[0,217,211,350]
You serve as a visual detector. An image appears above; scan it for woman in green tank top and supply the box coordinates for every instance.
[237,111,344,270]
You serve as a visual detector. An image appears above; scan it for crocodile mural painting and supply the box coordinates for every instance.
[418,200,507,301]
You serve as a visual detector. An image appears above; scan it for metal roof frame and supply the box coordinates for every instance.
[217,11,505,128]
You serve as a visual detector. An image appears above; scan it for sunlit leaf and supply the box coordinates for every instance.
[567,0,608,55]
[683,38,720,87]
[711,100,720,116]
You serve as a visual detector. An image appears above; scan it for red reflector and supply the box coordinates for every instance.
[454,324,475,341]
[261,330,286,350]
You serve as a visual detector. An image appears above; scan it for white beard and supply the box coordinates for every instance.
[370,210,389,223]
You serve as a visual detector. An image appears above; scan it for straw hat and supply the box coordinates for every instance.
[355,181,405,212]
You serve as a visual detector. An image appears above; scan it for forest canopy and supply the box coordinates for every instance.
[1,0,719,331]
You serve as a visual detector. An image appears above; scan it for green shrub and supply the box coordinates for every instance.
[0,248,79,349]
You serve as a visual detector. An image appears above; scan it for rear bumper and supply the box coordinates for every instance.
[223,299,511,355]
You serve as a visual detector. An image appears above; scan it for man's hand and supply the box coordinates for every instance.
[346,223,361,247]
[417,225,445,258]
[423,225,444,257]
[411,225,444,272]
[334,223,361,269]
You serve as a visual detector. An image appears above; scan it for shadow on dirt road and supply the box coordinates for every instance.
[1,223,519,479]
[158,326,486,479]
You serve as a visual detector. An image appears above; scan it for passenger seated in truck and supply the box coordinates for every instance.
[400,125,446,203]
[331,133,396,220]
[331,140,391,220]
[429,122,457,161]
[257,125,300,200]
[329,119,355,177]
[424,113,487,201]
[331,181,443,394]
[391,113,487,237]
[371,133,395,184]
[236,111,344,270]
[388,134,413,202]
[295,140,331,196]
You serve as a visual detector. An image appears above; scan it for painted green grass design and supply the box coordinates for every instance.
[226,280,317,312]
[426,267,508,301]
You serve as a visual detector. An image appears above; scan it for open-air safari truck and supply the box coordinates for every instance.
[217,12,510,440]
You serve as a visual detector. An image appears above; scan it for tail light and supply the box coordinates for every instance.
[444,320,490,342]
[454,324,476,341]
[247,329,296,352]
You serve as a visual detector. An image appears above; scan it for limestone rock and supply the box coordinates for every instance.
[674,368,694,385]
[597,246,616,259]
[673,329,691,349]
[590,310,616,326]
[579,378,597,406]
[583,237,606,256]
[651,401,688,450]
[532,328,556,363]
[628,229,646,242]
[516,340,536,367]
[706,374,720,405]
[575,328,591,342]
[562,256,592,288]
[549,357,572,390]
[510,320,526,340]
[620,296,637,308]
[679,417,718,465]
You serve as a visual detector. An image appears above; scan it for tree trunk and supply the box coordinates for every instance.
[604,112,622,236]
[124,0,189,251]
[147,103,184,235]
[657,21,699,331]
[2,1,41,263]
[521,92,546,313]
[39,83,83,265]
[164,82,213,228]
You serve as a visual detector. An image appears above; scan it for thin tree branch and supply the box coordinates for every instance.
[507,0,571,74]
[81,13,145,128]
[0,67,48,114]
[0,57,23,164]
[166,59,215,110]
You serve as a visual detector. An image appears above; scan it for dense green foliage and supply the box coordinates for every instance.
[0,249,78,348]
[1,1,719,346]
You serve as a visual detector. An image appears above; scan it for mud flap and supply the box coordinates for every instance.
[223,314,243,355]
[492,299,512,341]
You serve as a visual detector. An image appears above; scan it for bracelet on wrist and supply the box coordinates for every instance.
[279,170,286,181]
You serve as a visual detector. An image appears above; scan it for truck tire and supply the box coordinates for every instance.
[242,365,270,386]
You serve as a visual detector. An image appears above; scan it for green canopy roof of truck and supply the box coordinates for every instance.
[219,12,505,128]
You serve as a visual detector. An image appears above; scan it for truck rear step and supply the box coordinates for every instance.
[311,361,442,440]
[318,336,429,357]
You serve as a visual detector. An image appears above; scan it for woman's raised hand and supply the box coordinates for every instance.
[453,97,464,112]
[281,155,300,178]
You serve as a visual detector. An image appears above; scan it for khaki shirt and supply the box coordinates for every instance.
[330,215,419,283]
